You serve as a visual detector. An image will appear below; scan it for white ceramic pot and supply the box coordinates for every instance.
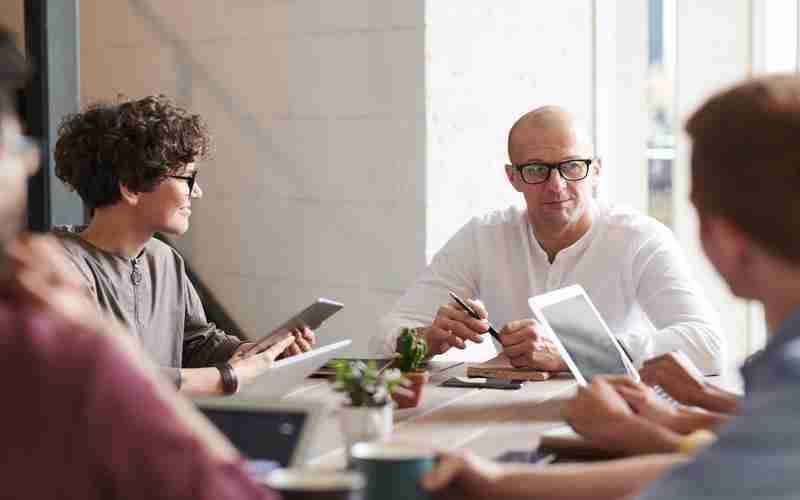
[339,403,393,465]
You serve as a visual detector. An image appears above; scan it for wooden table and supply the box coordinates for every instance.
[283,361,579,468]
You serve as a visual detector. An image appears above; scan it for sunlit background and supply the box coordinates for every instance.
[2,0,798,369]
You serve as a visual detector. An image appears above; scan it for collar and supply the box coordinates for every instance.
[527,201,605,262]
[740,307,800,390]
[59,225,147,263]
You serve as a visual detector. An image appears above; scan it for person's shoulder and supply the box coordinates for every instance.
[772,337,800,381]
[146,234,178,254]
[468,205,527,231]
[51,224,88,252]
[50,226,96,274]
[145,235,185,262]
[0,299,107,371]
[602,203,675,244]
[143,235,189,281]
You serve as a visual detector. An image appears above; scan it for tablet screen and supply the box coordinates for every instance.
[539,295,629,382]
[201,409,307,466]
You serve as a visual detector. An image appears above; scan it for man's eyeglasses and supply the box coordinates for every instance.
[168,170,198,195]
[509,158,593,185]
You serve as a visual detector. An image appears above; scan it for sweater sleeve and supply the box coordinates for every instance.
[182,276,243,368]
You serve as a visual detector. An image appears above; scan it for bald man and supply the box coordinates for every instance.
[374,106,724,374]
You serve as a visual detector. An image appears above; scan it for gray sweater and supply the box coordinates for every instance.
[54,227,243,387]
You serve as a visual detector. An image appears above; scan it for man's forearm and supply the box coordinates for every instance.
[696,383,740,414]
[669,406,730,434]
[178,367,225,396]
[617,415,683,455]
[493,453,687,500]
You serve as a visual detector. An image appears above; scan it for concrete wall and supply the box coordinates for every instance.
[80,0,426,356]
[38,1,758,364]
[425,1,595,259]
[77,1,601,356]
[74,1,610,357]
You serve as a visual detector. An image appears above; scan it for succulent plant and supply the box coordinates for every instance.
[331,360,405,407]
[395,327,428,373]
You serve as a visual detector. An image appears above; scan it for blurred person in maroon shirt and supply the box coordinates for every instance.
[0,27,278,500]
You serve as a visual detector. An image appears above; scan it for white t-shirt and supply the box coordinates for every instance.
[375,202,724,374]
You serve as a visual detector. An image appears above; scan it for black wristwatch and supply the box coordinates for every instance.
[215,362,239,395]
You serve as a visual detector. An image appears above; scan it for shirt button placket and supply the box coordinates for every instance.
[131,259,143,328]
[546,260,562,291]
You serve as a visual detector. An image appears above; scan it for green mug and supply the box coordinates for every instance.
[350,442,435,500]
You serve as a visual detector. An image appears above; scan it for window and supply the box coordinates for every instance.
[646,0,676,227]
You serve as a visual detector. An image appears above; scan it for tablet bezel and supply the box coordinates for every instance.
[528,284,639,386]
[244,298,344,357]
[193,397,325,466]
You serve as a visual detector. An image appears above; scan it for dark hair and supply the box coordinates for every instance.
[0,27,30,127]
[54,95,211,209]
[686,74,800,263]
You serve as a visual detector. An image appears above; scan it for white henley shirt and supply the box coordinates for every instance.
[375,202,724,374]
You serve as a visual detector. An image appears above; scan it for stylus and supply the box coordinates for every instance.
[448,290,502,343]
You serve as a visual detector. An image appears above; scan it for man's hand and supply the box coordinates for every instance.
[639,352,705,404]
[421,299,490,356]
[564,377,635,447]
[232,326,316,363]
[604,376,679,430]
[279,326,316,358]
[229,332,296,384]
[422,450,503,499]
[564,376,685,455]
[640,352,739,414]
[498,319,567,371]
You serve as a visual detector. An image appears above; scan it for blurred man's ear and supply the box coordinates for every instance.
[590,158,602,197]
[505,164,523,193]
[700,213,757,297]
[592,158,602,176]
[119,183,139,206]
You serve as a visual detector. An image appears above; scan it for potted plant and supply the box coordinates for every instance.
[332,360,405,464]
[391,327,430,409]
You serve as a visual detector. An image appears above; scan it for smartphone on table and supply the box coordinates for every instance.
[441,376,522,390]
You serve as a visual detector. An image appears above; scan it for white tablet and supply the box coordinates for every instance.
[241,298,344,358]
[528,285,639,386]
[194,397,324,467]
[238,339,352,399]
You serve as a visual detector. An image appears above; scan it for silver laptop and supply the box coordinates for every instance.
[528,285,638,386]
[237,339,352,399]
[195,397,324,470]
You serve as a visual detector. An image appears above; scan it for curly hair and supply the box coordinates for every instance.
[54,95,211,209]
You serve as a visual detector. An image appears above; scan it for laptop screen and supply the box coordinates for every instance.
[201,408,307,467]
[539,295,629,382]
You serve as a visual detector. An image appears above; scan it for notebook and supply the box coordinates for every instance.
[466,354,551,381]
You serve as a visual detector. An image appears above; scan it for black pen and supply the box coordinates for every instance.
[448,290,502,343]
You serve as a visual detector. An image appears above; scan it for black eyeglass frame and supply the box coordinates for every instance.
[509,158,594,185]
[167,170,198,194]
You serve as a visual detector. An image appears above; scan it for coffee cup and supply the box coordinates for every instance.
[264,467,365,500]
[350,442,435,500]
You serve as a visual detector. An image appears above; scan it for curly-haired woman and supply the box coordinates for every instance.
[52,95,315,396]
